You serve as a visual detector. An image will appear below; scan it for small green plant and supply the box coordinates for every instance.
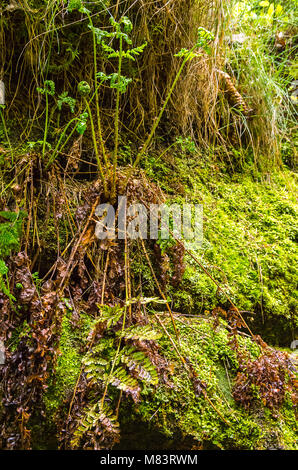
[32,271,43,294]
[36,82,77,161]
[36,80,55,158]
[66,4,147,200]
[57,92,76,114]
[176,136,197,154]
[88,14,147,200]
[0,210,26,259]
[0,210,26,303]
[27,140,52,151]
[35,7,213,202]
[155,136,197,164]
[0,259,16,304]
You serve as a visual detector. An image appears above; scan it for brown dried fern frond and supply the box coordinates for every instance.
[216,69,253,116]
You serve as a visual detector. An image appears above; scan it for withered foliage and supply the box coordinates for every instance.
[212,307,297,412]
[233,343,297,411]
[0,252,62,449]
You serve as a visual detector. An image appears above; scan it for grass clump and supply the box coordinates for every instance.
[132,317,297,450]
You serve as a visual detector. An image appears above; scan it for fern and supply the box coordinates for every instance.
[72,306,160,448]
[36,80,55,96]
[71,401,120,449]
[196,27,215,53]
[57,92,76,113]
[82,339,114,383]
[0,210,26,258]
[97,304,124,328]
[101,42,147,61]
[67,0,90,14]
[109,73,132,94]
[107,366,141,399]
[120,347,159,385]
[83,357,108,384]
[83,339,159,391]
[117,324,162,342]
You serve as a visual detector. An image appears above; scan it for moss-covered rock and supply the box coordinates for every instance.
[39,307,297,450]
[144,147,298,345]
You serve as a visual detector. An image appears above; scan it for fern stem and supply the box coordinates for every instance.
[45,117,78,169]
[140,238,180,341]
[100,313,126,407]
[42,92,49,158]
[101,224,130,406]
[84,98,108,197]
[111,34,123,202]
[46,84,104,170]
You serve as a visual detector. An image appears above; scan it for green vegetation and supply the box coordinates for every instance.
[40,312,298,450]
[0,0,297,451]
[44,311,83,416]
[164,157,297,344]
[134,318,297,450]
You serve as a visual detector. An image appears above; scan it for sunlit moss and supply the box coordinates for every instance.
[150,149,298,345]
[43,312,83,415]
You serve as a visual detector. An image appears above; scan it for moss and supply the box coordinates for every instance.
[146,148,298,345]
[34,301,296,450]
[7,320,32,352]
[43,310,86,416]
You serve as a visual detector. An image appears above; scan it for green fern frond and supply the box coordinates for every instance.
[109,73,132,94]
[123,42,147,61]
[120,347,159,385]
[97,304,124,328]
[118,324,162,341]
[83,355,108,384]
[71,401,120,448]
[0,259,8,276]
[107,366,141,398]
[57,92,76,113]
